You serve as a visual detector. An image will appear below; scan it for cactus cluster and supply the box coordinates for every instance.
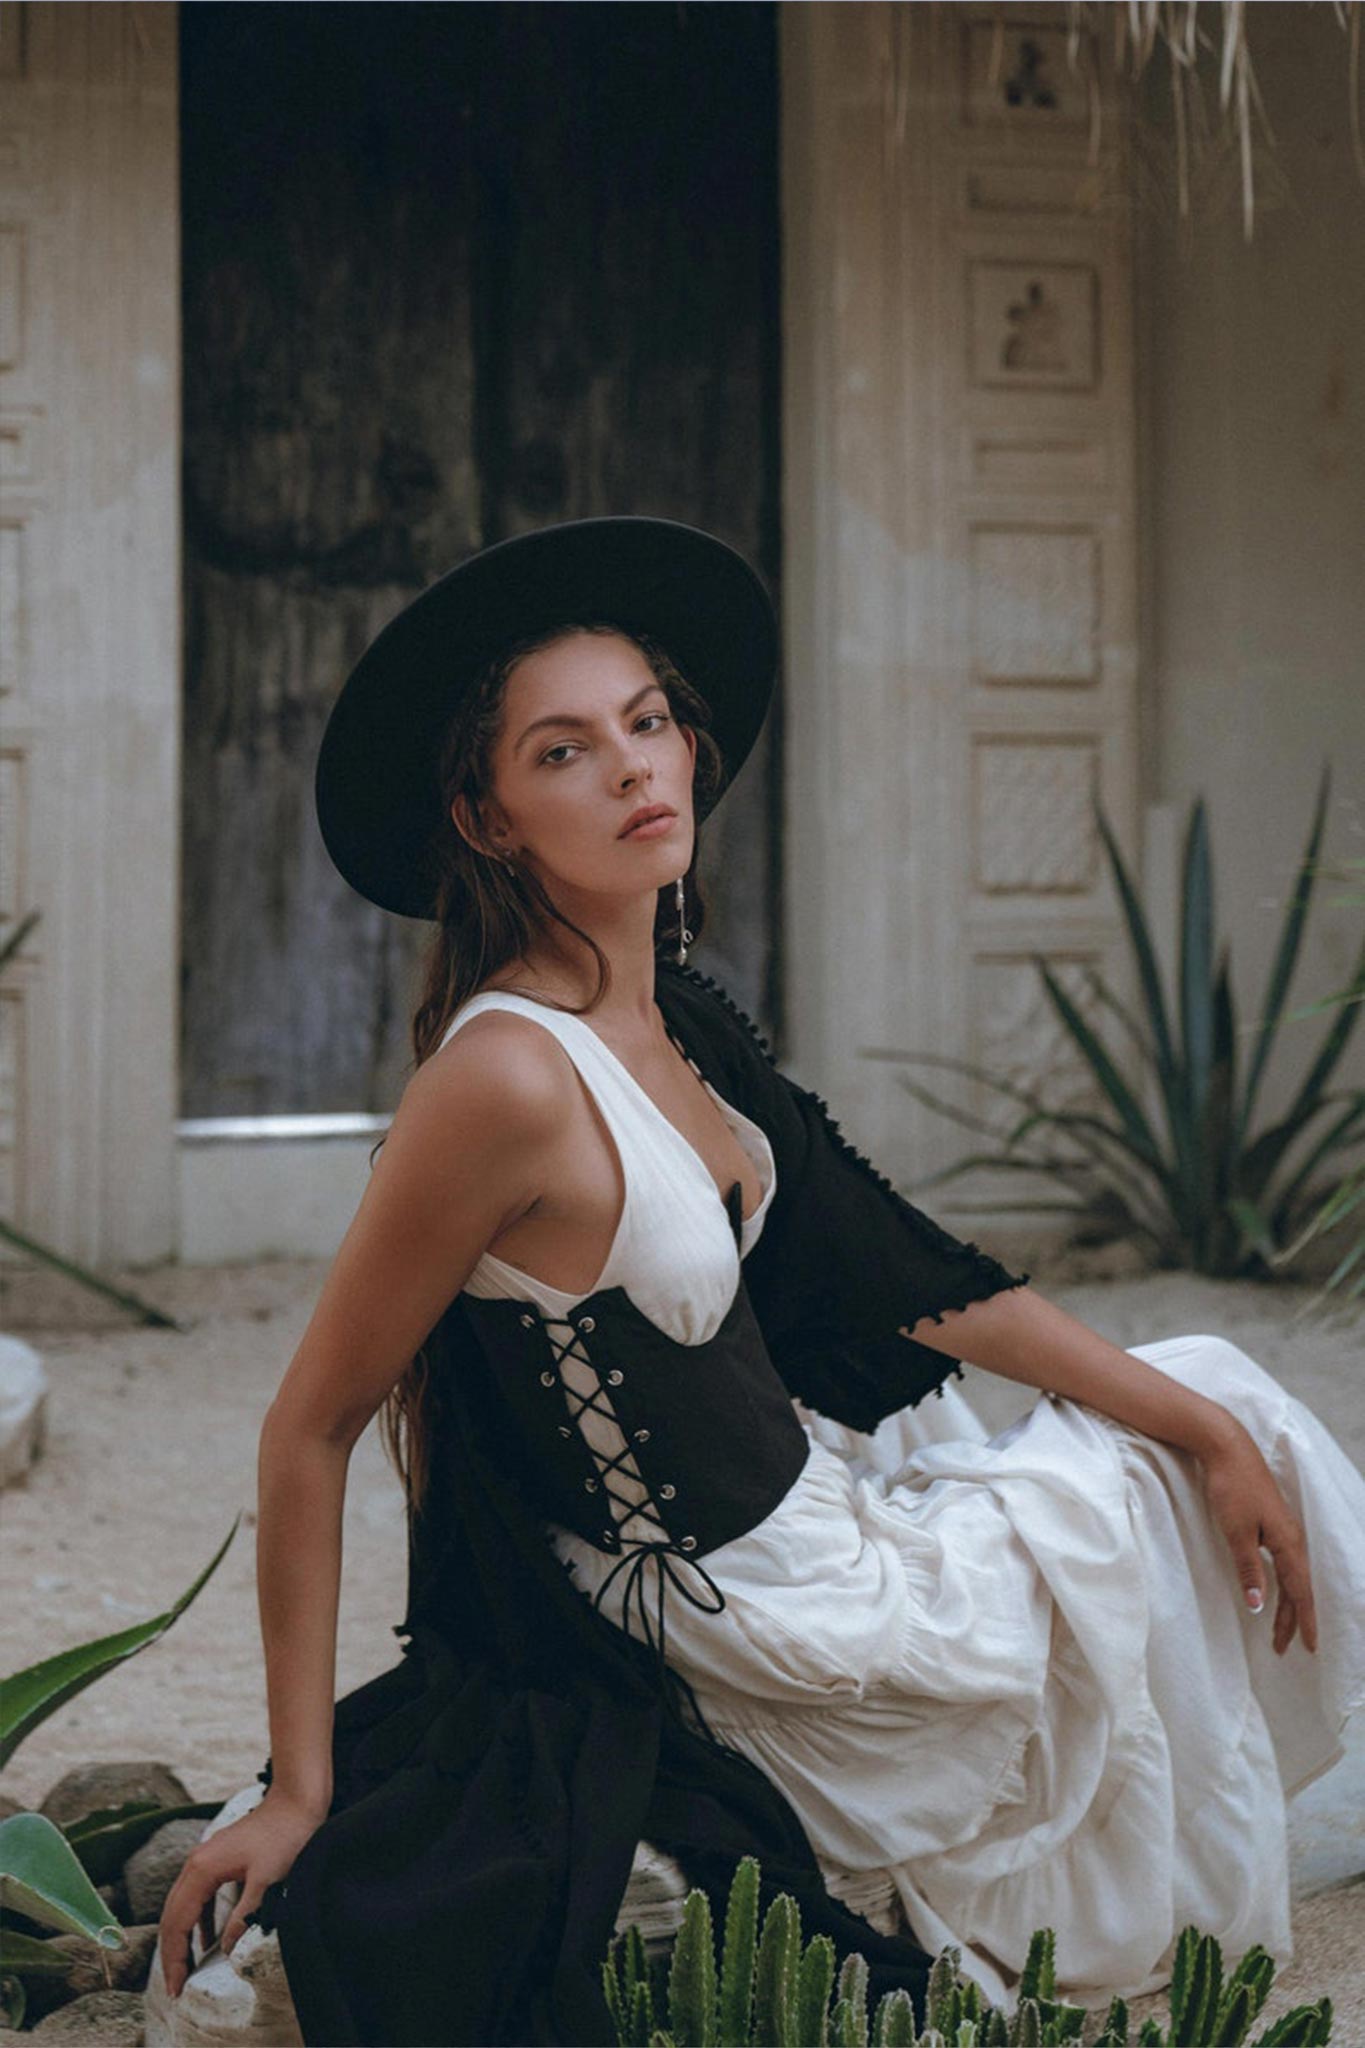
[602,1857,1334,2048]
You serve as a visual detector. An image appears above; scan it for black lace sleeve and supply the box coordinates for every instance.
[657,963,1030,1434]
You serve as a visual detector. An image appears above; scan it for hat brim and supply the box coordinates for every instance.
[315,516,778,920]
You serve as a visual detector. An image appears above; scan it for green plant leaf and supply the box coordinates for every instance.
[1236,767,1330,1152]
[0,1928,71,1976]
[1033,962,1165,1172]
[63,1798,222,1886]
[0,1516,240,1768]
[0,1972,26,2030]
[0,908,41,976]
[0,1812,124,1947]
[1181,799,1216,1134]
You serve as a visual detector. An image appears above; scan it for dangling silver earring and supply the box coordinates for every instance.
[674,876,694,966]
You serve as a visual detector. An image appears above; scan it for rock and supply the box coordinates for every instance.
[40,1762,193,1831]
[28,1989,145,2044]
[0,1792,25,1822]
[98,1878,132,1924]
[0,1332,47,1487]
[144,1924,303,2048]
[125,1819,210,1923]
[29,1926,160,2013]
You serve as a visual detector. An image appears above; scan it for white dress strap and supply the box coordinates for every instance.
[437,990,775,1348]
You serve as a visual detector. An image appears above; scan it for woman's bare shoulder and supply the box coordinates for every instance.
[400,1006,576,1149]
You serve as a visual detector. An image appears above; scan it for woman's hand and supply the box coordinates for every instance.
[1198,1420,1318,1655]
[157,1788,327,1999]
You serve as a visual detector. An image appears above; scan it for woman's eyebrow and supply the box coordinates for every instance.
[513,681,665,754]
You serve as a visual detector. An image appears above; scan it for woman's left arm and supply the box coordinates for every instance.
[909,1283,1318,1657]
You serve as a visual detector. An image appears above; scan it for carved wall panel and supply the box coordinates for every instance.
[0,516,23,694]
[960,20,1089,130]
[968,259,1099,392]
[972,737,1098,893]
[0,747,24,919]
[970,523,1099,684]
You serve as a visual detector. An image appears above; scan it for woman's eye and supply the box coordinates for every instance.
[539,712,668,765]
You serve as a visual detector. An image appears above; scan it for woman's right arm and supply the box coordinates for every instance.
[157,1017,571,1998]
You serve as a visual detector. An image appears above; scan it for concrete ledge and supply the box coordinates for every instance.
[176,1118,390,1263]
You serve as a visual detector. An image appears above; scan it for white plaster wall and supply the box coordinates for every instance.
[1137,6,1365,1110]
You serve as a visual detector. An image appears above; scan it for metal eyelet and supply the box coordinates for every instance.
[606,1369,624,1386]
[557,1425,573,1439]
[659,1483,676,1500]
[578,1315,596,1333]
[679,1535,697,1552]
[584,1477,599,1493]
[633,1427,651,1443]
[519,1312,537,1329]
[539,1370,556,1388]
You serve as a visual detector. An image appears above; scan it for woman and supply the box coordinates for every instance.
[159,517,1365,2043]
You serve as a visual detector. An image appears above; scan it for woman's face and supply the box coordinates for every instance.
[462,630,698,905]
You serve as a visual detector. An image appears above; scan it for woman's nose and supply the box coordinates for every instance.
[615,741,652,787]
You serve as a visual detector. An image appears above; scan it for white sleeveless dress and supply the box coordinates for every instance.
[440,991,1365,2007]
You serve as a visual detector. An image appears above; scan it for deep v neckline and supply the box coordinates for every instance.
[564,1007,770,1228]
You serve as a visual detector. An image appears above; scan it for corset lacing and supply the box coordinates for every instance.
[540,1311,731,1747]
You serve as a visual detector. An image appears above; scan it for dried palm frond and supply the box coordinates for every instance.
[1062,0,1362,237]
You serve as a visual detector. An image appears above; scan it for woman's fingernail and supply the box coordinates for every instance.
[1246,1588,1264,1612]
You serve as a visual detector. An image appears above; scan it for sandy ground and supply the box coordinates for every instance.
[1,1259,1362,2033]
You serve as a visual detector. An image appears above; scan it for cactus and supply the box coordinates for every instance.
[1254,2001,1333,2047]
[1094,1994,1129,2046]
[1018,1930,1055,2005]
[1010,1996,1042,2047]
[1170,1929,1220,2045]
[720,1857,761,2047]
[629,1976,657,2048]
[668,1889,718,2047]
[796,1935,837,2048]
[870,1987,918,2048]
[1216,1946,1275,2039]
[753,1892,799,2047]
[604,1858,1335,2048]
[836,1951,870,2047]
[926,1949,959,2027]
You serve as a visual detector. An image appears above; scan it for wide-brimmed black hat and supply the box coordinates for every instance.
[314,515,778,919]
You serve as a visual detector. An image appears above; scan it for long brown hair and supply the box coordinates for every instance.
[378,621,726,1516]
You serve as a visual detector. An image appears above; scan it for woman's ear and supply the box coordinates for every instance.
[451,791,506,860]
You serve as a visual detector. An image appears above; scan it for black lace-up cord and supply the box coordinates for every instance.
[539,1315,730,1747]
[589,1538,728,1745]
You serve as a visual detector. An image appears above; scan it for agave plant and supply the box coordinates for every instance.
[1274,853,1365,1302]
[898,776,1365,1278]
[604,1855,1334,2046]
[0,1517,239,2015]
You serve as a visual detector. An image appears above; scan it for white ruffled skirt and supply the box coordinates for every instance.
[550,1334,1365,2006]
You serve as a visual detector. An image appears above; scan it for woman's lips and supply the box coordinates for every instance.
[619,812,678,841]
